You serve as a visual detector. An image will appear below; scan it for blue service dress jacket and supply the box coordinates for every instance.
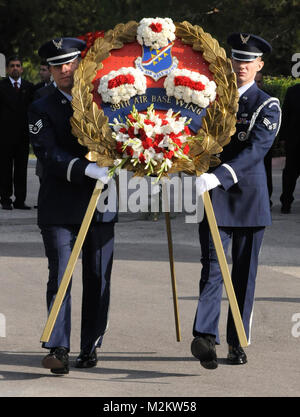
[28,88,116,353]
[193,83,282,346]
[28,88,117,225]
[209,82,281,227]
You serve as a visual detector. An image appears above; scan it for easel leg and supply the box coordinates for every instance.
[202,191,248,348]
[162,182,181,342]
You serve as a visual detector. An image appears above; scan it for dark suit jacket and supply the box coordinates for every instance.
[279,83,300,152]
[34,81,46,91]
[0,77,34,144]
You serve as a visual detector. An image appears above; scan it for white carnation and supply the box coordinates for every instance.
[98,67,147,104]
[164,68,216,108]
[137,17,176,49]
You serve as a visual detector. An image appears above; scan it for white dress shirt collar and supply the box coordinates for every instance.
[58,89,72,102]
[9,76,21,87]
[238,80,255,97]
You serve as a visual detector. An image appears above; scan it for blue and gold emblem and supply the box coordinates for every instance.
[135,42,178,81]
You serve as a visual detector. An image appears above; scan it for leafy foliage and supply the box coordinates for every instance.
[263,76,300,104]
[0,0,299,80]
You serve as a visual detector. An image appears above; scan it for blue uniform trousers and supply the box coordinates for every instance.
[41,222,114,352]
[193,219,265,346]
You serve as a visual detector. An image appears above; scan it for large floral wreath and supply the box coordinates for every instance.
[71,20,238,179]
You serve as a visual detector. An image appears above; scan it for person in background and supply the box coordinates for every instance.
[254,71,263,89]
[191,33,281,369]
[34,61,56,101]
[279,82,300,213]
[29,37,117,375]
[34,61,51,89]
[0,56,34,210]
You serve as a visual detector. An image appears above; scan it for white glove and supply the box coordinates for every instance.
[196,173,220,196]
[85,163,110,184]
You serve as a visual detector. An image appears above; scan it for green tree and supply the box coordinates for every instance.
[0,0,299,78]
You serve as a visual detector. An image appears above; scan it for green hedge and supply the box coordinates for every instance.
[262,76,300,105]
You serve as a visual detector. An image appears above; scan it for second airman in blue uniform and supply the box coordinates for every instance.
[29,38,117,375]
[191,33,281,369]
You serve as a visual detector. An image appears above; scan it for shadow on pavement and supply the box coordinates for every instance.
[0,351,199,381]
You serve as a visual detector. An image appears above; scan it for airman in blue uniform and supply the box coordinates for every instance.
[29,38,117,374]
[191,33,281,369]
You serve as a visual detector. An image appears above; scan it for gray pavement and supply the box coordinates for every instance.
[0,157,300,398]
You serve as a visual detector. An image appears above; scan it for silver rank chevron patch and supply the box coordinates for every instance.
[263,117,277,130]
[29,119,43,135]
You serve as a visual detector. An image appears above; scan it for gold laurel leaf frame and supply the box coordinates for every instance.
[71,20,239,178]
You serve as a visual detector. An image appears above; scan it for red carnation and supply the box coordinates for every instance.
[183,144,190,155]
[184,126,191,135]
[154,133,164,143]
[174,76,205,92]
[170,136,182,147]
[94,31,105,39]
[108,74,135,89]
[169,132,181,140]
[116,142,123,154]
[153,143,164,153]
[149,22,163,33]
[127,114,136,123]
[127,126,135,138]
[138,128,147,141]
[164,150,174,159]
[126,146,134,156]
[119,127,127,134]
[144,119,155,127]
[139,153,146,163]
[142,137,153,149]
[78,30,105,58]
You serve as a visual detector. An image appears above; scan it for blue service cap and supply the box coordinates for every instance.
[227,33,272,62]
[38,37,86,66]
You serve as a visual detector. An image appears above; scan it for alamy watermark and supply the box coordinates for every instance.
[0,313,6,337]
[0,53,6,77]
[291,53,300,78]
[291,313,300,338]
[97,170,204,223]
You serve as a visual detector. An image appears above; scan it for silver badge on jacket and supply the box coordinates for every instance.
[238,131,247,141]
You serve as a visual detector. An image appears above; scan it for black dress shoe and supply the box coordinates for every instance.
[42,347,69,374]
[191,335,218,369]
[281,205,291,214]
[1,203,12,210]
[13,202,31,210]
[227,345,247,365]
[75,350,98,368]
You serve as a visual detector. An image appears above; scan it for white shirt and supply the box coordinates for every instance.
[58,89,72,102]
[9,76,21,88]
[238,80,255,97]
